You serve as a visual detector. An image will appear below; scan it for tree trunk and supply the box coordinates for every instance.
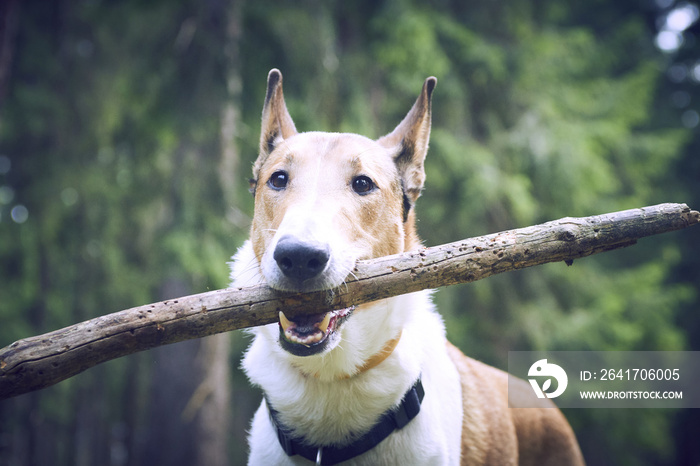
[0,0,20,109]
[187,334,231,466]
[187,1,244,465]
[139,279,199,466]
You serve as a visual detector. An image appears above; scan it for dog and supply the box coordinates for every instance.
[230,69,585,465]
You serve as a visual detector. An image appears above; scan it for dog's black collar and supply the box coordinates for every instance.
[266,378,425,466]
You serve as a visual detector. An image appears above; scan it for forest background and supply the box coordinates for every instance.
[0,0,699,465]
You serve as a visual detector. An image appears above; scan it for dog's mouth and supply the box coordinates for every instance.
[278,307,354,356]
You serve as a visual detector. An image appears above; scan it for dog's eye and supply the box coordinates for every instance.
[268,171,288,190]
[351,175,376,195]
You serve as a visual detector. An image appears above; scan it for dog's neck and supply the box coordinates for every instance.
[241,285,435,449]
[303,330,402,380]
[352,330,402,376]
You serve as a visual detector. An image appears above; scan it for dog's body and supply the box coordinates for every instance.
[231,69,584,465]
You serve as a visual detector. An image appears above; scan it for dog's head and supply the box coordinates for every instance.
[248,69,435,359]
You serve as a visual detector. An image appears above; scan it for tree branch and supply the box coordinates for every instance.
[1,203,698,399]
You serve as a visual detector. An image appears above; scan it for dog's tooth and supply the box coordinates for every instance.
[279,311,292,331]
[318,312,332,334]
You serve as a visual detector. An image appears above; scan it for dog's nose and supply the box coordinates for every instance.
[273,236,330,282]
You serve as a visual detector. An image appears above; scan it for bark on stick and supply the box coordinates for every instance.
[1,203,697,399]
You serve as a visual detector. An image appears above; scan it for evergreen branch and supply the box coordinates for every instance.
[1,203,697,400]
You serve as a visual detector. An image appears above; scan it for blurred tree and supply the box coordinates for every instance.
[0,0,247,464]
[0,0,20,110]
[653,2,700,464]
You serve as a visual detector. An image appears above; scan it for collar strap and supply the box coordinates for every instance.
[342,330,402,378]
[267,377,425,466]
[305,331,403,380]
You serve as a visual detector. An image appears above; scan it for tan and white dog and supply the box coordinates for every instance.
[230,69,585,465]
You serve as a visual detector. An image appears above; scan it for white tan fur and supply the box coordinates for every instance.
[231,69,585,465]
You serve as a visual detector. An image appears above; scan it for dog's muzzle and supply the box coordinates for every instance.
[272,235,353,356]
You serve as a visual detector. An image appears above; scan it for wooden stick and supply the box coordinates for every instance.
[1,203,697,399]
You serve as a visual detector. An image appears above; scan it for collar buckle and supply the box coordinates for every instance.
[315,446,323,466]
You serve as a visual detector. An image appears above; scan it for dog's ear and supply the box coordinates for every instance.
[377,77,437,205]
[252,69,298,187]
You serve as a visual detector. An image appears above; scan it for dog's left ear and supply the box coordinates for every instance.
[377,77,437,204]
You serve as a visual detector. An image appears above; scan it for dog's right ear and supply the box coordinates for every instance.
[251,69,298,193]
